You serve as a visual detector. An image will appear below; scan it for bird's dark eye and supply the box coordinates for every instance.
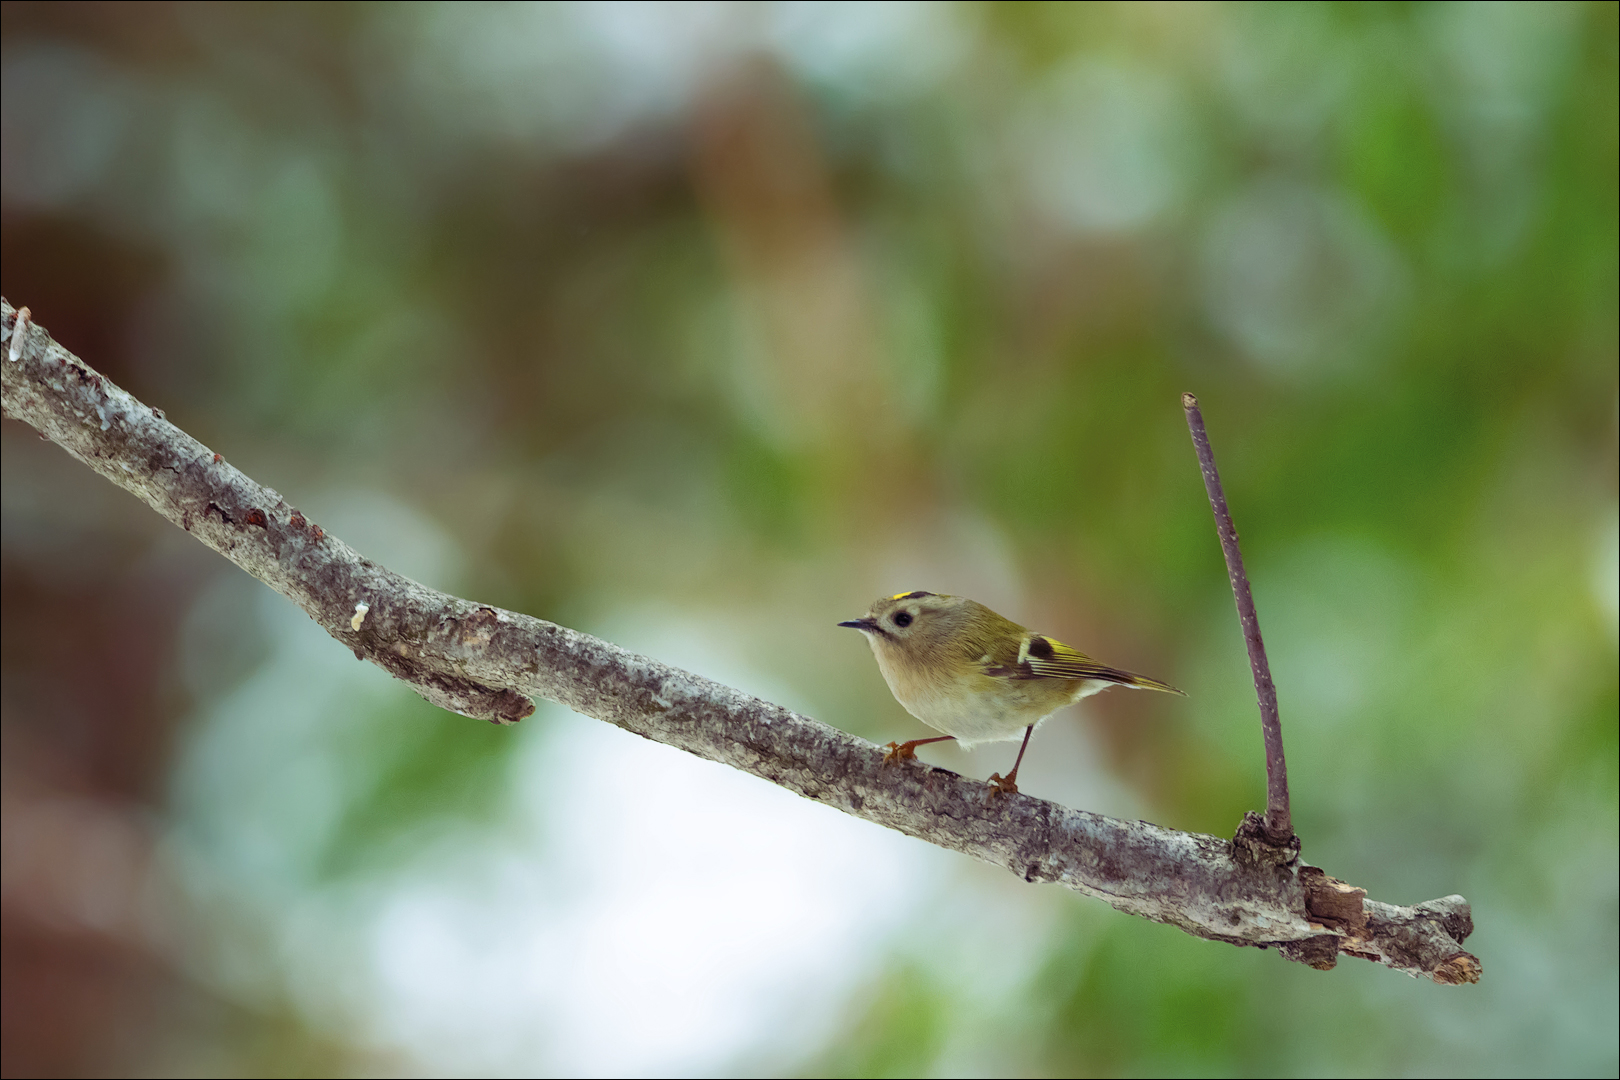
[893,611,913,628]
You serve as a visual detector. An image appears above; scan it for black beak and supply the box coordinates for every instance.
[838,617,879,633]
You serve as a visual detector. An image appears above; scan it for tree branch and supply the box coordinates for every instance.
[1183,392,1292,844]
[0,299,1478,983]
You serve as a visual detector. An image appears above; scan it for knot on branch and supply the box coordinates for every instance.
[413,674,535,725]
[368,645,535,724]
[1231,810,1300,867]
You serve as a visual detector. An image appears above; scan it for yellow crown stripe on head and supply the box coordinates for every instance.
[890,590,935,601]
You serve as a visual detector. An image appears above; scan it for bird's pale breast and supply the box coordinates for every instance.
[871,643,1104,748]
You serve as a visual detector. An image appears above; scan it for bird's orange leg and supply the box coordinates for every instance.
[882,735,956,764]
[986,725,1035,797]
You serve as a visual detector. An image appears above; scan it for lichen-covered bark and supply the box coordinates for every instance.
[0,298,1480,982]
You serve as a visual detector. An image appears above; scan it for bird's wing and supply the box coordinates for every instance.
[987,633,1185,694]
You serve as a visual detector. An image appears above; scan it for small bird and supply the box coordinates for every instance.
[840,591,1184,796]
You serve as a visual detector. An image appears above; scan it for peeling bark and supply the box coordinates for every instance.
[0,298,1480,983]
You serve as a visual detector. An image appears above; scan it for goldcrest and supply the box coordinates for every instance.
[840,591,1183,795]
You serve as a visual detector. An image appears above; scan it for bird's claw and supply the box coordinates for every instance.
[882,740,918,764]
[985,772,1019,798]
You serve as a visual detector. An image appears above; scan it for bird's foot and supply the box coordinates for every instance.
[985,772,1020,798]
[882,740,919,764]
[882,735,955,765]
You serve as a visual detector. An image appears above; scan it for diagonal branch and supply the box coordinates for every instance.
[0,299,1478,983]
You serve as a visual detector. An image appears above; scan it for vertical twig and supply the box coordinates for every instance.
[1182,393,1292,842]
